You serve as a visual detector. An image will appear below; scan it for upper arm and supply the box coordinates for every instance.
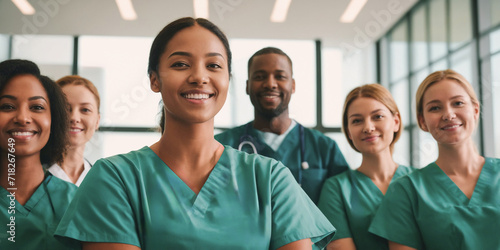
[277,238,312,250]
[389,241,417,250]
[83,242,141,250]
[326,238,356,250]
[317,177,352,239]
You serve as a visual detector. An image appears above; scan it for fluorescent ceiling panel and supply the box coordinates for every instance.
[271,0,292,23]
[340,0,367,23]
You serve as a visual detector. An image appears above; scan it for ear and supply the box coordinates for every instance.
[393,112,400,133]
[150,72,161,93]
[95,114,101,131]
[246,80,250,95]
[418,114,429,132]
[473,102,480,120]
[292,79,296,94]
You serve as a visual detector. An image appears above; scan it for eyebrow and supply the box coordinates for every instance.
[348,109,385,119]
[424,95,465,106]
[168,51,225,59]
[0,95,48,102]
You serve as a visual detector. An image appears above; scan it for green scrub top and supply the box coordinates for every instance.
[317,165,415,250]
[216,122,349,203]
[369,158,500,250]
[0,174,78,250]
[55,146,335,249]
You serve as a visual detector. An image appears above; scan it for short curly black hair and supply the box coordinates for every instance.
[0,59,69,165]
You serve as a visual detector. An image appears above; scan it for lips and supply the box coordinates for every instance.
[70,127,84,133]
[181,91,214,100]
[440,124,462,130]
[8,129,38,140]
[362,135,380,142]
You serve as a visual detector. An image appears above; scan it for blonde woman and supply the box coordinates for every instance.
[369,69,500,249]
[318,84,414,250]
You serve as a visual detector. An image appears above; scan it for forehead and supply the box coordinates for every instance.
[1,75,48,98]
[423,79,469,102]
[162,25,227,59]
[348,97,390,115]
[62,84,96,101]
[249,53,292,73]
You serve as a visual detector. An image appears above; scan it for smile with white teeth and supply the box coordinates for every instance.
[11,131,35,136]
[442,124,461,130]
[183,93,211,100]
[70,128,83,132]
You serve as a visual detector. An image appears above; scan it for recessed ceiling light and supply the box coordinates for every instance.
[340,0,367,23]
[11,0,35,15]
[271,0,292,23]
[115,0,137,21]
[193,0,209,19]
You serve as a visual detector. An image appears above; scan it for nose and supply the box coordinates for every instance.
[363,120,375,133]
[70,108,80,124]
[262,75,278,89]
[188,64,208,85]
[442,106,457,121]
[14,107,31,125]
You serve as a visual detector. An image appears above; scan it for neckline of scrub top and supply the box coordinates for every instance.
[143,146,231,216]
[431,158,492,205]
[353,165,404,196]
[0,175,52,216]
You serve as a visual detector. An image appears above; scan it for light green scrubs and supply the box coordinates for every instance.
[216,122,349,203]
[369,158,500,250]
[0,175,78,250]
[55,146,335,249]
[317,165,415,250]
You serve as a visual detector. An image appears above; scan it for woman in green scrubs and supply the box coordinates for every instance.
[369,69,500,249]
[0,59,77,249]
[55,17,335,250]
[318,84,414,250]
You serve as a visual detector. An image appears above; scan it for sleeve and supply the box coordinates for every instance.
[326,139,349,177]
[368,178,422,249]
[317,176,351,240]
[54,158,141,247]
[269,162,336,250]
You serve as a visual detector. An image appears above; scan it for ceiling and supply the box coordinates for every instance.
[0,0,417,49]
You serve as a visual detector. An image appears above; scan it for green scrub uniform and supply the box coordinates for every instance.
[317,165,415,250]
[216,122,349,203]
[55,146,335,249]
[0,175,78,250]
[369,158,500,250]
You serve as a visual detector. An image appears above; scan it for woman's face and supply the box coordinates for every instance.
[419,79,479,146]
[0,75,51,157]
[347,97,400,155]
[62,84,100,148]
[150,24,229,124]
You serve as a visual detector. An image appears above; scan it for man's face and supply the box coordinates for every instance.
[246,53,295,119]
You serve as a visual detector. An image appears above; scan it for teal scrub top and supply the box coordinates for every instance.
[216,122,349,203]
[0,174,78,250]
[369,158,500,250]
[317,165,415,250]
[55,146,335,249]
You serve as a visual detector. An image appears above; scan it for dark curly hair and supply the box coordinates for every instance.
[0,59,69,165]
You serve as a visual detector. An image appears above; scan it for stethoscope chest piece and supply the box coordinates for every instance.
[301,161,309,170]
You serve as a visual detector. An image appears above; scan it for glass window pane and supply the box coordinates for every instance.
[78,36,160,128]
[322,48,343,127]
[411,5,428,71]
[226,39,317,128]
[450,45,473,83]
[394,129,411,167]
[413,129,438,168]
[326,133,360,169]
[390,21,409,82]
[429,0,447,61]
[478,0,500,32]
[490,28,500,54]
[0,34,9,61]
[431,58,448,72]
[450,0,472,50]
[491,53,500,157]
[85,131,161,163]
[11,35,73,79]
[390,79,410,126]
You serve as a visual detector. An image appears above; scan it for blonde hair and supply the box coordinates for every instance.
[415,69,479,130]
[342,83,402,153]
[56,75,101,112]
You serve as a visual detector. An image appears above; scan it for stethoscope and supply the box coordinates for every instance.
[238,123,310,185]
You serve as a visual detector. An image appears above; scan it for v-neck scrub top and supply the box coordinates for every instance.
[0,175,78,250]
[216,121,349,204]
[369,158,500,250]
[55,146,335,249]
[317,165,415,250]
